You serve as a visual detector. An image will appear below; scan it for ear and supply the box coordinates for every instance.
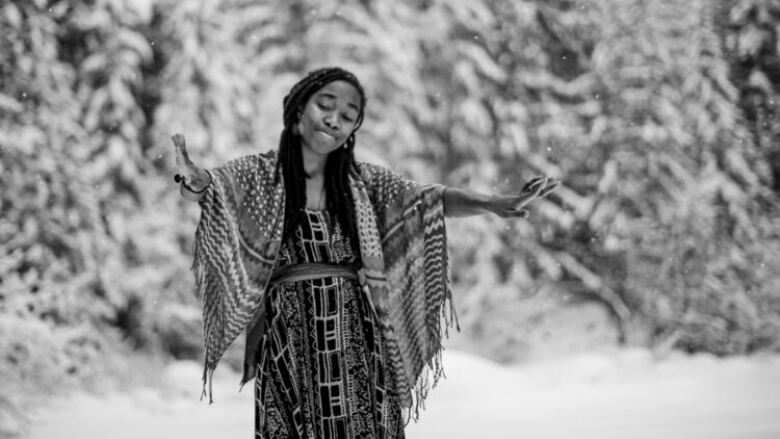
[291,108,304,136]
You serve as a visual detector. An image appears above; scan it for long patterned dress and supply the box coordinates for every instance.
[255,209,405,439]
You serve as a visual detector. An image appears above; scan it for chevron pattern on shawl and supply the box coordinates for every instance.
[355,163,459,422]
[192,152,284,402]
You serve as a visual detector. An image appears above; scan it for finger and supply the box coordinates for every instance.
[514,178,552,208]
[171,133,186,148]
[532,176,552,192]
[173,145,188,174]
[172,134,191,160]
[531,177,550,197]
[539,180,561,198]
[172,134,185,157]
[521,182,540,197]
[172,134,198,175]
[521,175,545,192]
[523,175,545,190]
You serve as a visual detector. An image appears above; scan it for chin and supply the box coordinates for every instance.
[306,141,339,156]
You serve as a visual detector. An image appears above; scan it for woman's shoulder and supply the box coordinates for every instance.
[355,161,414,187]
[222,150,278,174]
[255,149,278,170]
[236,149,277,165]
[355,161,393,179]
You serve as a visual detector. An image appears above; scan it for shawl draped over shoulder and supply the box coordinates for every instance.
[192,150,458,420]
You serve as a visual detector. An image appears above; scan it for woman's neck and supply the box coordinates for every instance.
[301,145,327,178]
[301,148,326,210]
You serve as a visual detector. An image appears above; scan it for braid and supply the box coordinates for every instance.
[324,134,361,266]
[279,127,309,243]
[277,67,367,263]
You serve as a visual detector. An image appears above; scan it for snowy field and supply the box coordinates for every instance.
[24,348,780,439]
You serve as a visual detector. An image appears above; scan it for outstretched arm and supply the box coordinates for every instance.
[443,176,560,218]
[172,133,212,202]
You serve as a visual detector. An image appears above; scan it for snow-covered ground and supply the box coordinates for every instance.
[25,348,780,439]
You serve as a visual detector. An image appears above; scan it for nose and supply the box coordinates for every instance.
[323,113,338,130]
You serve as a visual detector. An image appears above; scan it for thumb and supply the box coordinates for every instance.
[171,134,195,174]
[172,134,187,156]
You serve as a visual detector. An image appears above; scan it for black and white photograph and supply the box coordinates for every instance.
[1,0,779,438]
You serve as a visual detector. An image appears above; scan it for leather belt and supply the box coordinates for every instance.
[269,262,360,286]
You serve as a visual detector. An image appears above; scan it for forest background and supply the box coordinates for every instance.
[1,0,779,435]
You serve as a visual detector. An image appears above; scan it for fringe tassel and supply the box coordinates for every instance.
[238,368,252,393]
[443,288,461,336]
[201,361,215,404]
[402,290,460,426]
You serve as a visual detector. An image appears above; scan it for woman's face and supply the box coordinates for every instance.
[296,80,361,157]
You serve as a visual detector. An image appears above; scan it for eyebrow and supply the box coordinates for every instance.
[317,92,360,112]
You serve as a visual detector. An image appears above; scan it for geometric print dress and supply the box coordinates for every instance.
[254,209,405,439]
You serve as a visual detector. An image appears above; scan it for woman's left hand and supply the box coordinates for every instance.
[487,176,561,219]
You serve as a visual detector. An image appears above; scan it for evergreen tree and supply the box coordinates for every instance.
[2,3,779,432]
[719,0,780,193]
[408,0,780,355]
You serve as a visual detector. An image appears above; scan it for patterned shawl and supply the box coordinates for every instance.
[192,151,458,421]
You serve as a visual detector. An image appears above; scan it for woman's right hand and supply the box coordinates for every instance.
[172,133,211,201]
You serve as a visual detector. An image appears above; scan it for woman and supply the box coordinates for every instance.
[173,67,558,438]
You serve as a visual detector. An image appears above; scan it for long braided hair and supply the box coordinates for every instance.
[275,67,367,264]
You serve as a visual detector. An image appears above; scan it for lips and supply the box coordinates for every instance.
[316,129,335,140]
